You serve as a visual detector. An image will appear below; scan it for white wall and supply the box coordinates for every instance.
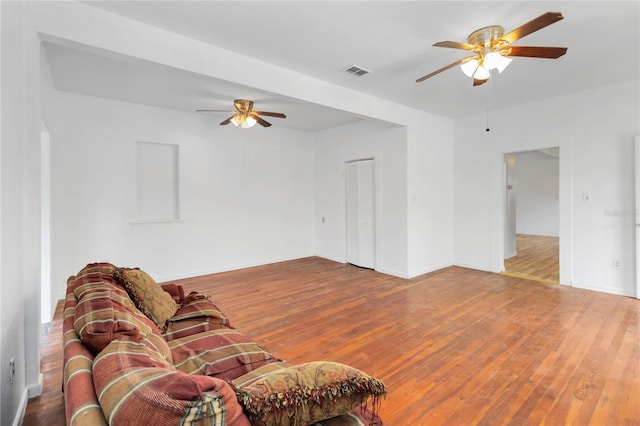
[315,120,408,277]
[406,116,454,277]
[513,150,559,237]
[453,79,640,297]
[44,89,316,301]
[31,0,453,283]
[1,1,42,423]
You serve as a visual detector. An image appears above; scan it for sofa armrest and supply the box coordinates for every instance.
[63,280,108,426]
[161,283,185,304]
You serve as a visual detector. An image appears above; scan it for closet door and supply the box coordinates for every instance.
[346,159,375,269]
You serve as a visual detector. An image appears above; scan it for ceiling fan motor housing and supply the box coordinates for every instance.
[467,26,505,47]
[234,99,254,114]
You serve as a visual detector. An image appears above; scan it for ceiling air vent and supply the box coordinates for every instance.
[344,65,371,77]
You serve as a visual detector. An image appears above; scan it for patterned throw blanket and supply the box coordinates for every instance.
[63,262,385,425]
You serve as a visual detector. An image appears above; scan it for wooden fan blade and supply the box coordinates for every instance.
[253,111,287,119]
[505,46,567,59]
[433,40,476,50]
[219,115,234,125]
[473,78,488,87]
[501,12,563,44]
[252,115,272,127]
[416,57,468,83]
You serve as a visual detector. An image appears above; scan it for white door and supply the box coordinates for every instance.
[346,159,375,269]
[636,136,639,299]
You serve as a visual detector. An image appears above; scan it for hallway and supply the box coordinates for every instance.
[503,234,559,284]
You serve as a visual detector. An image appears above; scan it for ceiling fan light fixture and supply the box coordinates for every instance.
[473,65,491,80]
[231,114,256,128]
[483,51,502,70]
[460,58,479,77]
[496,56,513,73]
[416,12,566,87]
[243,116,257,128]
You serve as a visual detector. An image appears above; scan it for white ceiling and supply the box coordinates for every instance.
[44,1,639,131]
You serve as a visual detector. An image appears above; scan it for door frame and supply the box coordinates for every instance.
[634,136,640,299]
[345,158,376,269]
[496,141,573,286]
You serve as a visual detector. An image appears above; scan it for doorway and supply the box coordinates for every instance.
[503,149,560,283]
[345,159,375,269]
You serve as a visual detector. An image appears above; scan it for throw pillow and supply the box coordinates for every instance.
[169,328,280,381]
[73,288,174,363]
[113,267,178,332]
[232,361,386,426]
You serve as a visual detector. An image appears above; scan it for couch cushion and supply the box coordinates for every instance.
[169,328,280,381]
[163,293,231,342]
[113,267,178,332]
[73,288,173,364]
[232,361,386,426]
[93,339,250,426]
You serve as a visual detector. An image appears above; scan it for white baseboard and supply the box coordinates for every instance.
[375,266,408,279]
[27,373,44,398]
[158,254,317,282]
[452,262,495,273]
[571,281,635,298]
[407,263,452,279]
[315,253,345,264]
[12,389,28,426]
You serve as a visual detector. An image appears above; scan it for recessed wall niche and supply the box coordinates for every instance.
[133,141,180,223]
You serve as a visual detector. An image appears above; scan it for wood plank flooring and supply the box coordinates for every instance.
[24,257,639,425]
[504,234,559,284]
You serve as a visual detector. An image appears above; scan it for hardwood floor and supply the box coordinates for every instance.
[504,234,559,284]
[24,257,639,425]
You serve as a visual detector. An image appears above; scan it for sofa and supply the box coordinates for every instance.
[62,262,386,425]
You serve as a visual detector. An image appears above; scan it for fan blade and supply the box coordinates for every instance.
[473,78,488,87]
[433,40,476,50]
[501,12,564,44]
[416,57,469,83]
[219,115,234,125]
[253,111,287,119]
[252,115,272,127]
[505,46,567,59]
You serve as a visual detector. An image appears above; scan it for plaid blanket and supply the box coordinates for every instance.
[62,262,384,425]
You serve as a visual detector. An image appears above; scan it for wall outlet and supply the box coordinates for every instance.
[612,259,621,269]
[9,358,15,384]
[582,193,592,202]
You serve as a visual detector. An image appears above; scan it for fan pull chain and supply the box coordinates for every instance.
[485,76,491,132]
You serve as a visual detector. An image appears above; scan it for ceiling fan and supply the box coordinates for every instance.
[197,99,286,128]
[416,11,567,87]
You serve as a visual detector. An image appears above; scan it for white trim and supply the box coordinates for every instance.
[453,262,495,273]
[635,136,640,299]
[406,263,452,279]
[377,267,409,279]
[155,254,316,282]
[12,389,28,426]
[27,373,44,399]
[572,280,636,298]
[315,253,345,264]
